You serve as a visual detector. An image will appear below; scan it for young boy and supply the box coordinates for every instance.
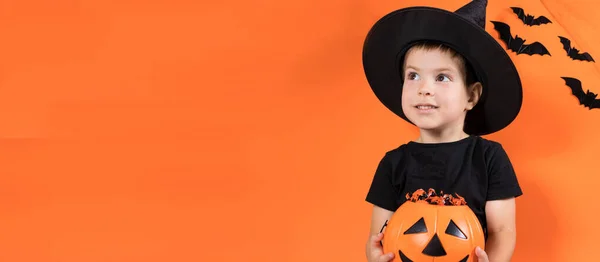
[361,1,523,261]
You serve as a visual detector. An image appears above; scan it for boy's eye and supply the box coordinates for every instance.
[436,74,450,82]
[407,72,420,80]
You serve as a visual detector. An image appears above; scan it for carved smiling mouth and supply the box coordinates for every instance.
[398,249,469,262]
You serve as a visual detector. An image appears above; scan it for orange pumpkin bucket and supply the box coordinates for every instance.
[381,189,485,262]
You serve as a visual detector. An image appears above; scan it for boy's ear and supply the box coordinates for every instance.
[466,82,483,110]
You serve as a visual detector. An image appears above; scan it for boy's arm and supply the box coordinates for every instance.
[483,143,521,262]
[366,205,395,261]
[369,205,394,236]
[364,152,400,261]
[484,197,517,262]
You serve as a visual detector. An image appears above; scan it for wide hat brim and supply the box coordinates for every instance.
[362,6,523,136]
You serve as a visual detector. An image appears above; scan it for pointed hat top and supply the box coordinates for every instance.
[455,0,488,29]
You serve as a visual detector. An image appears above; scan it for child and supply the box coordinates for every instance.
[361,1,523,261]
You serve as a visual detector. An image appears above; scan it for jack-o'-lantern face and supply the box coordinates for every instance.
[382,189,485,262]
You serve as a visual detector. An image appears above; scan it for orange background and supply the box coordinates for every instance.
[0,0,599,261]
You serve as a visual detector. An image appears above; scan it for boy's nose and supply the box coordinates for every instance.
[418,89,433,96]
[418,83,434,96]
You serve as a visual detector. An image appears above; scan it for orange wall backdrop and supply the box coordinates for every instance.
[0,0,599,261]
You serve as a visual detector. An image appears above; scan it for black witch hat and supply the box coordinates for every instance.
[362,0,523,136]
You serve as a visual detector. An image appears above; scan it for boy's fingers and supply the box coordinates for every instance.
[475,246,489,262]
[371,233,383,244]
[369,233,378,243]
[380,252,394,262]
[368,234,394,262]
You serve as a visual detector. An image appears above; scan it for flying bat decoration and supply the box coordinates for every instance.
[510,7,552,26]
[558,36,595,62]
[491,21,551,56]
[561,77,600,110]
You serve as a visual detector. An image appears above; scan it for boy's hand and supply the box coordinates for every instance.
[475,246,489,262]
[367,233,394,262]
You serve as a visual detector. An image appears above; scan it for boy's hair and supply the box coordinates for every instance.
[401,41,478,87]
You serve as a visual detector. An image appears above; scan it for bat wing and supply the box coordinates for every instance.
[558,36,571,52]
[510,7,526,22]
[574,50,596,62]
[591,99,600,109]
[580,52,595,62]
[561,77,586,104]
[533,16,552,25]
[523,42,551,56]
[491,21,514,51]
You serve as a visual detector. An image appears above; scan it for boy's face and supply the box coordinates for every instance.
[401,47,479,133]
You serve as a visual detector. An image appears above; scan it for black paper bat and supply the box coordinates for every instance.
[491,21,551,56]
[559,36,595,62]
[561,77,600,109]
[510,7,552,26]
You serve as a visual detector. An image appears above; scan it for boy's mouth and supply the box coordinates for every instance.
[415,104,438,110]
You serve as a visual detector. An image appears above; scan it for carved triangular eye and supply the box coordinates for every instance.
[403,217,427,234]
[445,219,467,239]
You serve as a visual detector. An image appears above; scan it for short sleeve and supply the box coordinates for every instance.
[365,153,400,212]
[486,144,523,201]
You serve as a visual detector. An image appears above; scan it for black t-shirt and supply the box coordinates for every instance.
[365,136,523,238]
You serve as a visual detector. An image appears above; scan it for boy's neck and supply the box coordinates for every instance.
[414,128,470,144]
